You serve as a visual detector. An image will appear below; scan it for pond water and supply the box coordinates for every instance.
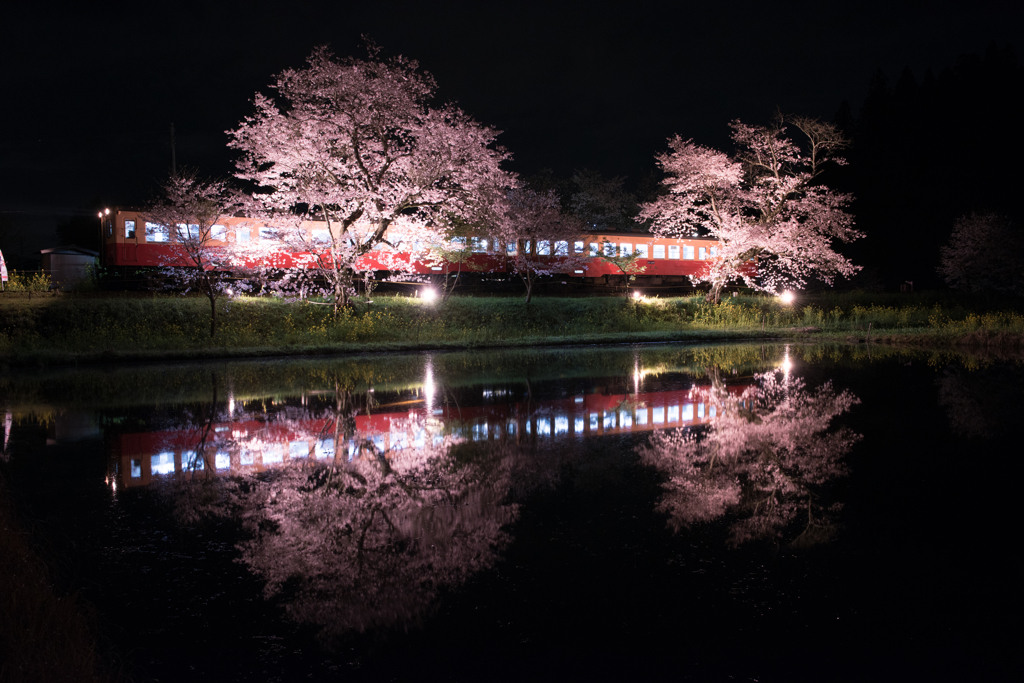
[0,343,1016,682]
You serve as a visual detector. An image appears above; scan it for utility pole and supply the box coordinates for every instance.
[170,123,177,176]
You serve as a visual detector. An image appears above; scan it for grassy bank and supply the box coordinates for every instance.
[1,291,1022,366]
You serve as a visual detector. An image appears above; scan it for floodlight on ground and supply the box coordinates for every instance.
[779,291,795,305]
[421,288,437,302]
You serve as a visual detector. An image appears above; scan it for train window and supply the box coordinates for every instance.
[125,220,136,239]
[603,242,615,256]
[554,240,568,255]
[176,224,197,241]
[210,225,226,241]
[525,240,533,254]
[236,228,250,244]
[145,222,169,242]
[590,242,600,256]
[471,238,487,253]
[312,228,330,244]
[698,247,707,260]
[668,245,680,259]
[506,241,516,255]
[538,240,550,255]
[653,244,665,258]
[574,241,585,253]
[620,243,632,256]
[636,244,649,258]
[259,226,279,240]
[710,246,718,258]
[683,245,694,259]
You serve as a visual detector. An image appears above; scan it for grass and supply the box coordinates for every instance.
[1,290,1022,366]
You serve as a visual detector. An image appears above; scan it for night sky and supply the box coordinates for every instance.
[2,0,1020,264]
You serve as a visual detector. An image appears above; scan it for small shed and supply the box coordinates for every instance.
[40,246,99,290]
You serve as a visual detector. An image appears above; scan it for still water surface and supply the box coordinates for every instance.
[1,344,1015,681]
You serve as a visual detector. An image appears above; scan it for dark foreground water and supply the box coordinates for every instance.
[0,343,1017,682]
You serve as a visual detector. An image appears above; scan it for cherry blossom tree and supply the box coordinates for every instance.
[143,172,248,337]
[937,212,1024,295]
[640,116,861,303]
[228,45,512,313]
[639,368,861,547]
[494,188,589,303]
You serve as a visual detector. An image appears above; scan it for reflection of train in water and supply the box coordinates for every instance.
[99,208,731,289]
[110,384,750,488]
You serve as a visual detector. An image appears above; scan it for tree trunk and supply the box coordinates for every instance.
[707,281,724,304]
[208,292,217,338]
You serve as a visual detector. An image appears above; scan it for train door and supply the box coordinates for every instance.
[122,217,139,262]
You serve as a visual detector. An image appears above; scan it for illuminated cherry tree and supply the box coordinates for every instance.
[937,212,1024,295]
[639,370,860,546]
[143,172,249,337]
[640,116,861,302]
[228,46,512,312]
[494,188,589,303]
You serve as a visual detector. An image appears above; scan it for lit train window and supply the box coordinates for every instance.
[312,229,330,244]
[590,243,600,255]
[653,245,665,258]
[125,220,136,239]
[145,222,169,242]
[538,240,550,255]
[709,405,717,417]
[506,242,516,255]
[710,246,718,258]
[636,244,649,258]
[668,245,679,259]
[236,228,250,244]
[620,243,632,256]
[525,240,532,254]
[603,242,615,256]
[259,226,279,240]
[211,225,226,241]
[471,238,486,253]
[683,246,694,259]
[698,403,705,418]
[554,240,568,255]
[698,247,707,260]
[574,241,585,253]
[176,224,198,241]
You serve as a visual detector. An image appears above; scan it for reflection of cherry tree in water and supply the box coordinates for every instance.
[640,369,860,547]
[237,417,518,640]
[156,378,521,641]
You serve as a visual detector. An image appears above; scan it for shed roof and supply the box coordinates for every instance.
[40,245,100,257]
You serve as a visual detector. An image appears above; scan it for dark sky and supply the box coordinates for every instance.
[1,0,1019,243]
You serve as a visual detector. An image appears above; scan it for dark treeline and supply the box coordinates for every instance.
[836,42,1022,291]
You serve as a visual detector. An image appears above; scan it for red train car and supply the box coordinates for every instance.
[99,209,729,289]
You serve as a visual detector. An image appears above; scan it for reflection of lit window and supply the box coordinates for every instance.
[590,413,599,429]
[668,405,679,422]
[241,446,255,465]
[619,411,632,429]
[555,417,569,435]
[698,403,705,418]
[574,417,584,434]
[151,452,175,475]
[506,420,517,435]
[215,450,230,469]
[316,439,334,459]
[682,404,694,421]
[603,412,616,429]
[131,459,142,478]
[182,451,204,471]
[290,441,308,459]
[653,407,664,424]
[264,444,284,464]
[537,417,551,436]
[473,423,489,440]
[635,410,648,425]
[372,434,386,451]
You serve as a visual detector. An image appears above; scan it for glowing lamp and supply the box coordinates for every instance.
[779,291,795,305]
[421,288,437,302]
[632,291,642,299]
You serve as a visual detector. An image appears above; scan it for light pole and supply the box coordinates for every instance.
[97,208,110,264]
